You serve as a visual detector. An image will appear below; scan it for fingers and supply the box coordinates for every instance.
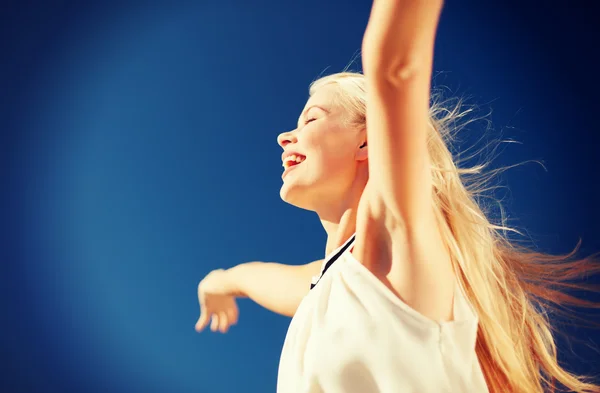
[194,286,238,334]
[195,290,210,332]
[217,312,229,333]
[198,310,236,334]
[226,305,239,326]
[195,310,210,332]
[210,314,220,332]
[196,283,208,332]
[210,312,230,333]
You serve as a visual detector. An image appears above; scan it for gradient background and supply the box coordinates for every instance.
[2,1,599,392]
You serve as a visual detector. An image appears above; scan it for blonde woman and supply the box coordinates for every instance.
[195,1,600,392]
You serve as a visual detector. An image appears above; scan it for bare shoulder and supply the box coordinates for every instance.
[354,181,456,323]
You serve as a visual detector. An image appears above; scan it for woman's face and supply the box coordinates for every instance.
[277,85,367,212]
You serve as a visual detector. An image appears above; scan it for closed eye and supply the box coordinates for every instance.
[305,118,317,125]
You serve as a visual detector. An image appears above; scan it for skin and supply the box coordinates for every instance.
[195,0,453,332]
[280,0,454,323]
[278,85,369,257]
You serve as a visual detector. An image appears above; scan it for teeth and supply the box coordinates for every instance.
[282,154,306,168]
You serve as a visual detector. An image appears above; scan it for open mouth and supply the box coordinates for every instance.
[282,154,306,169]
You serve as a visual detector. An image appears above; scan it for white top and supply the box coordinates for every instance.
[277,234,489,393]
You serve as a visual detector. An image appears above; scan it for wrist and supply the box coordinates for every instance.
[224,264,250,298]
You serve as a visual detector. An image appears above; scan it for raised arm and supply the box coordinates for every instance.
[361,0,444,227]
[358,1,455,323]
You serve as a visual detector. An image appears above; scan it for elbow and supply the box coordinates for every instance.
[364,53,431,93]
[362,35,433,88]
[361,0,442,85]
[380,56,427,86]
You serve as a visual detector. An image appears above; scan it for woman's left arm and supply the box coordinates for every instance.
[361,0,444,229]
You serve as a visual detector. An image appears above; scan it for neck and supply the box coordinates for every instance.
[321,210,357,256]
[318,167,368,256]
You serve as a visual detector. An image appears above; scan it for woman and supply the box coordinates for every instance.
[195,1,600,392]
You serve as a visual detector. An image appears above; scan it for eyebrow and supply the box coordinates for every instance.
[297,105,330,128]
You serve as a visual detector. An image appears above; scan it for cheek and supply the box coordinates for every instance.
[306,125,354,158]
[305,131,356,174]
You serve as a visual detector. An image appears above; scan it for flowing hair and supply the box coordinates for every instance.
[309,70,600,393]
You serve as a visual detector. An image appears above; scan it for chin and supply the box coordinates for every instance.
[280,181,314,211]
[279,181,301,205]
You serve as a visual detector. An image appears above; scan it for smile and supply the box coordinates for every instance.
[282,154,306,169]
[282,155,306,179]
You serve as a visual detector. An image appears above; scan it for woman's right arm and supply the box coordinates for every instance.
[227,260,322,316]
[195,259,322,333]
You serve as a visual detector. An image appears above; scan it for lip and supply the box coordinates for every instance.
[281,150,305,162]
[281,160,303,180]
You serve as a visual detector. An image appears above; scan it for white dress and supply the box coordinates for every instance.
[277,234,489,393]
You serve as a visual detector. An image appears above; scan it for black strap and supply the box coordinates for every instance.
[310,234,356,290]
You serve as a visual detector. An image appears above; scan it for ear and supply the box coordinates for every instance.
[356,140,368,162]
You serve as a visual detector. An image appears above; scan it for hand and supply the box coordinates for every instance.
[195,269,240,333]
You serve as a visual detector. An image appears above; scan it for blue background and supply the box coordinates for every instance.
[1,1,599,392]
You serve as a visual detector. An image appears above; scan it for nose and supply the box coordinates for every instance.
[277,129,298,148]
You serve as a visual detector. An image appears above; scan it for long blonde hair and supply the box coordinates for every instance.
[310,71,600,393]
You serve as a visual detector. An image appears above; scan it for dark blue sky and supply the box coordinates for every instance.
[1,1,599,392]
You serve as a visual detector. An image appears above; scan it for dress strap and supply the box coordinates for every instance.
[310,234,356,290]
